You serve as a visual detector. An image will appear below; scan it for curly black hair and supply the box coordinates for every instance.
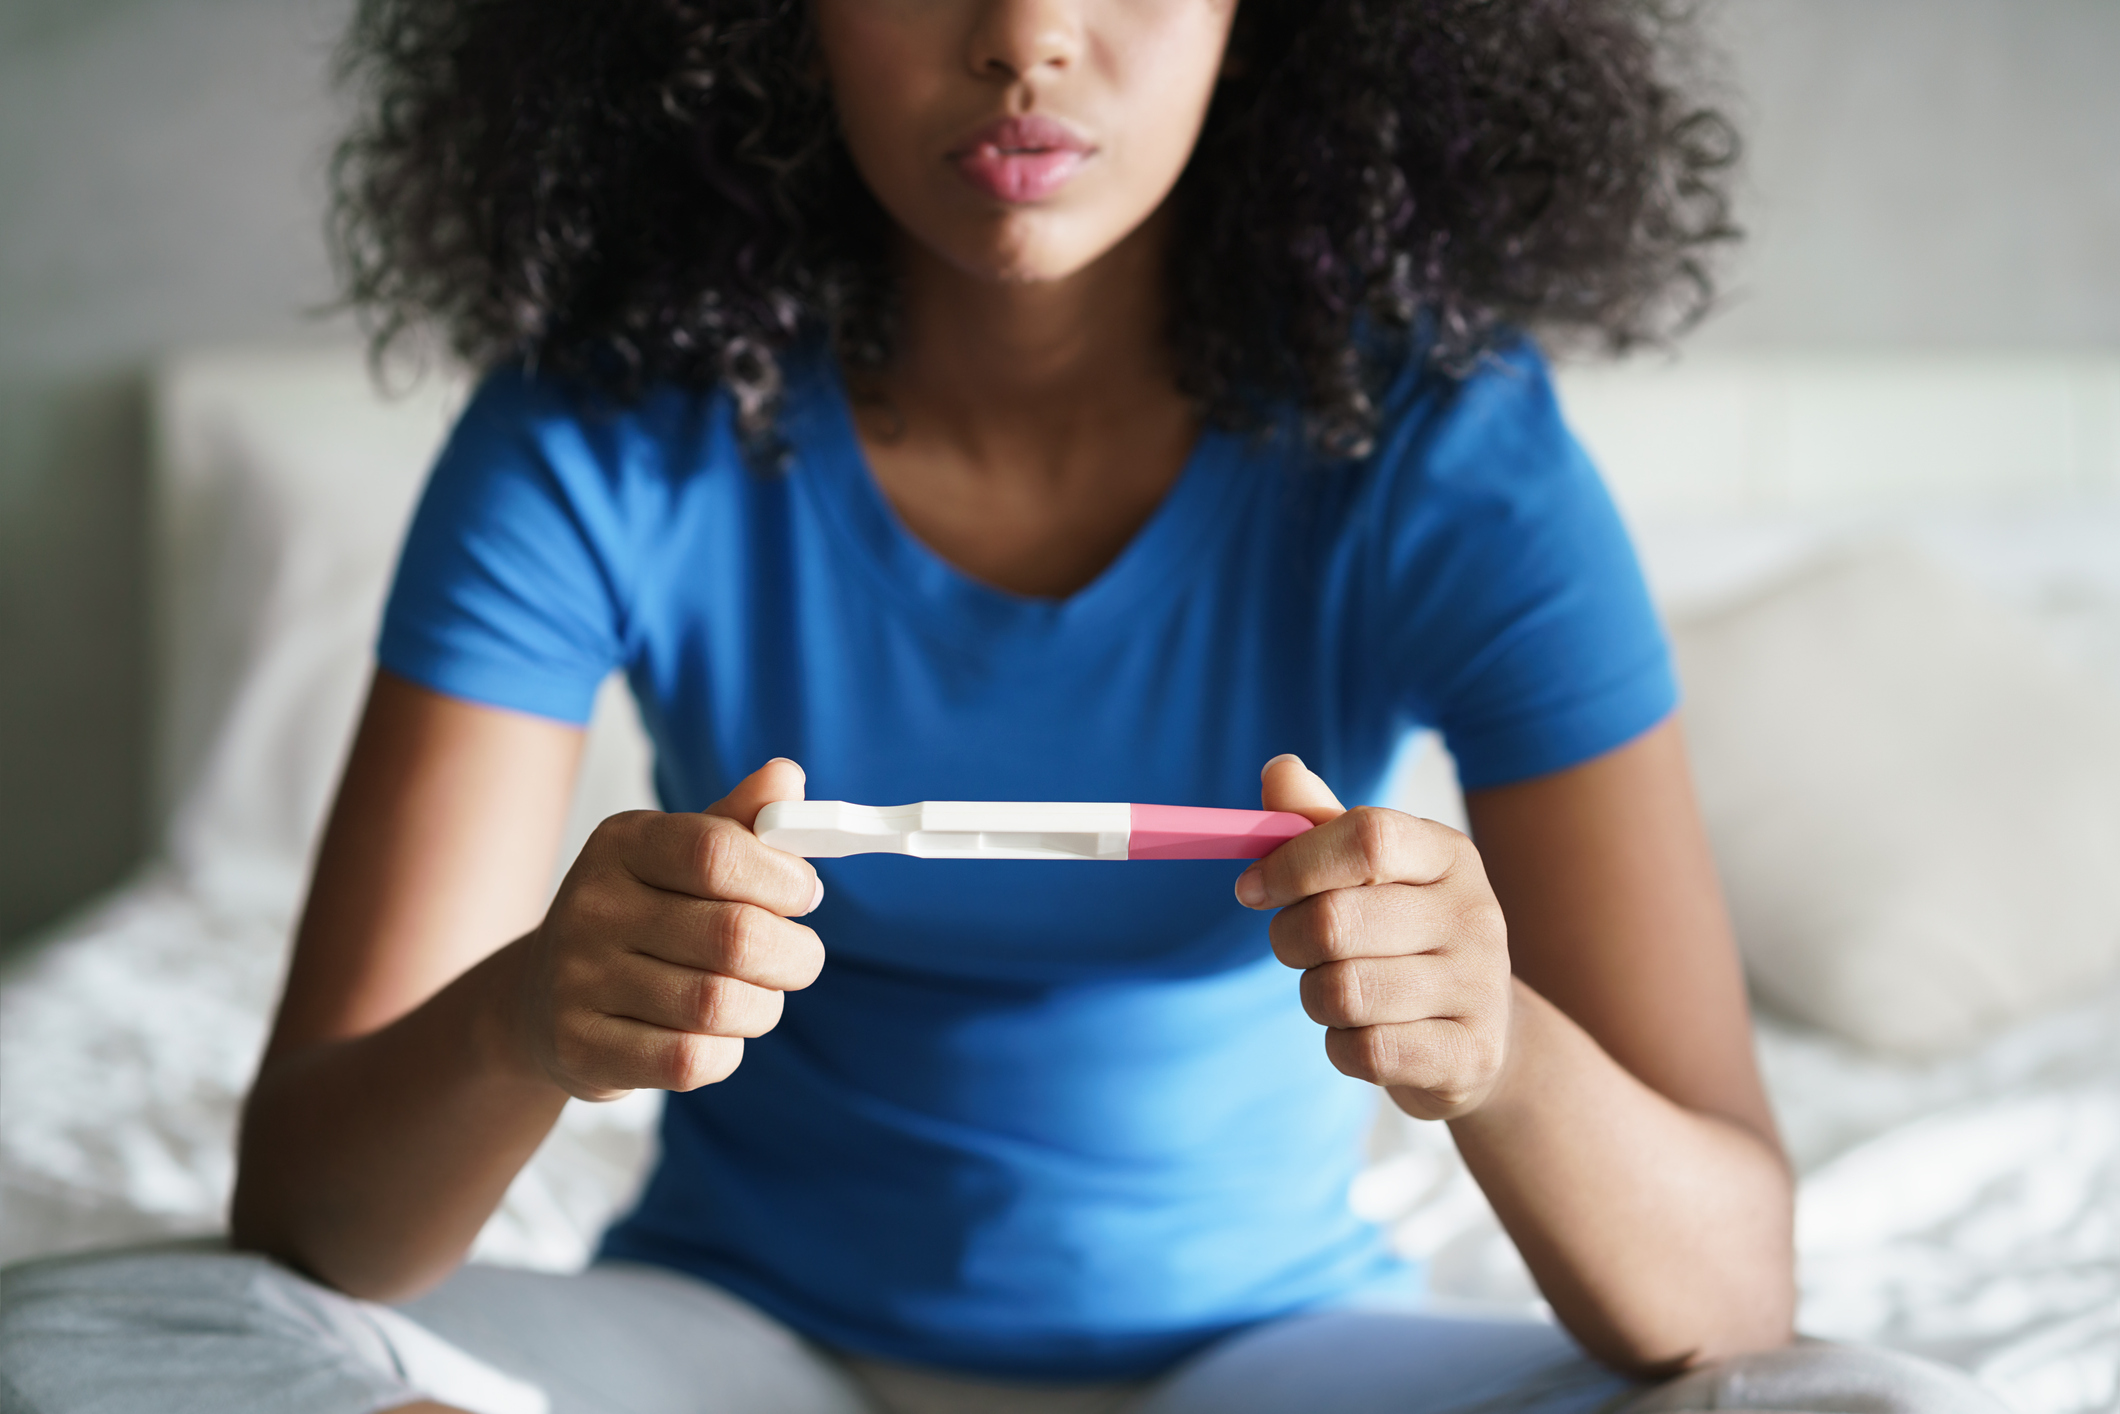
[331,0,1737,457]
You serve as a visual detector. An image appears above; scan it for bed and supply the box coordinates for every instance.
[3,344,2116,1413]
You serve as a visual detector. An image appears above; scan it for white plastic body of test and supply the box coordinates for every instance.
[754,799,1131,860]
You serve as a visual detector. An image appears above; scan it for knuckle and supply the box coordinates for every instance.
[1389,1087,1453,1122]
[603,808,656,838]
[1448,833,1495,888]
[1311,889,1363,960]
[1345,807,1396,880]
[1327,1024,1396,1085]
[581,811,632,859]
[689,971,733,1033]
[550,949,603,1003]
[1453,895,1508,952]
[561,882,627,939]
[692,975,781,1038]
[588,810,655,871]
[662,1035,743,1091]
[695,818,747,900]
[1427,1064,1485,1112]
[554,1012,606,1083]
[711,903,765,977]
[658,1038,702,1090]
[1414,1024,1493,1112]
[1423,1083,1477,1114]
[1436,1022,1480,1083]
[1302,961,1366,1028]
[1470,1016,1508,1083]
[1360,1025,1402,1081]
[1258,851,1305,902]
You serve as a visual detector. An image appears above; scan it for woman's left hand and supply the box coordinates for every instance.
[1237,754,1515,1121]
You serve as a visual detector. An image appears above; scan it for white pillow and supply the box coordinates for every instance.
[153,345,655,920]
[1670,544,2120,1057]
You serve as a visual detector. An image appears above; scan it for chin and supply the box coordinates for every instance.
[936,215,1115,289]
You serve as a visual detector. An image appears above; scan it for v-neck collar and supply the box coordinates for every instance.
[780,344,1259,648]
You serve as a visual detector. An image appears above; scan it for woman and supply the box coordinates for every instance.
[0,0,2005,1411]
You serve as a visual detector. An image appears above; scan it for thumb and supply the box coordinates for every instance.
[706,757,808,830]
[1260,753,1345,826]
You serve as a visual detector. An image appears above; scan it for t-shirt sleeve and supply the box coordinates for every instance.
[1365,343,1677,791]
[377,370,633,726]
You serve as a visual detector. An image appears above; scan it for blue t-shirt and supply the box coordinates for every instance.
[379,339,1674,1379]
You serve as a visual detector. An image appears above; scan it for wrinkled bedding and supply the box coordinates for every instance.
[1355,983,2120,1414]
[7,866,2115,1413]
[0,869,660,1274]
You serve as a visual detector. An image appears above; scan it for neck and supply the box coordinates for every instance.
[842,208,1200,598]
[871,209,1183,476]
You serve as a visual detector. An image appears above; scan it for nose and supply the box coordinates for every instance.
[966,0,1083,84]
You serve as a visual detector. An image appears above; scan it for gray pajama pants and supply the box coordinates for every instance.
[0,1244,2008,1414]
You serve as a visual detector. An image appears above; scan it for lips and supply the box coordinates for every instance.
[947,114,1095,204]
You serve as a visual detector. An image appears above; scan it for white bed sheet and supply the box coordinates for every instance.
[8,866,2115,1413]
[1353,983,2120,1414]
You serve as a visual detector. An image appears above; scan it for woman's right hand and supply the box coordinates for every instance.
[516,758,825,1102]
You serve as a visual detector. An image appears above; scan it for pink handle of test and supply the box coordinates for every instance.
[1127,804,1313,860]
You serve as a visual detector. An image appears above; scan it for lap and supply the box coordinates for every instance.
[0,1246,2008,1414]
[1140,1308,1633,1414]
[0,1244,869,1414]
[1139,1307,2011,1414]
[1612,1341,2014,1414]
[398,1261,872,1414]
[0,1241,420,1414]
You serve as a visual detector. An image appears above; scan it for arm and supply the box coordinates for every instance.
[1455,717,1793,1369]
[1242,718,1793,1374]
[232,669,822,1301]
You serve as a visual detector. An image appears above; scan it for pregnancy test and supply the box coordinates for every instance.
[753,800,1312,861]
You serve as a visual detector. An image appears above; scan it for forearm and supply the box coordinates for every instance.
[231,938,568,1301]
[1445,978,1795,1374]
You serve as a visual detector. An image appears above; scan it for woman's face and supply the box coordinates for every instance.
[813,0,1239,286]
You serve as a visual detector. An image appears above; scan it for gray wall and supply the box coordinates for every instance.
[1,0,2117,946]
[1697,1,2120,351]
[0,0,348,944]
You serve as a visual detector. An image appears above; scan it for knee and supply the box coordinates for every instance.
[1620,1341,2010,1414]
[0,1243,408,1414]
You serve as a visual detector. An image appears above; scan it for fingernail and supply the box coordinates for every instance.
[807,877,825,915]
[1234,868,1267,908]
